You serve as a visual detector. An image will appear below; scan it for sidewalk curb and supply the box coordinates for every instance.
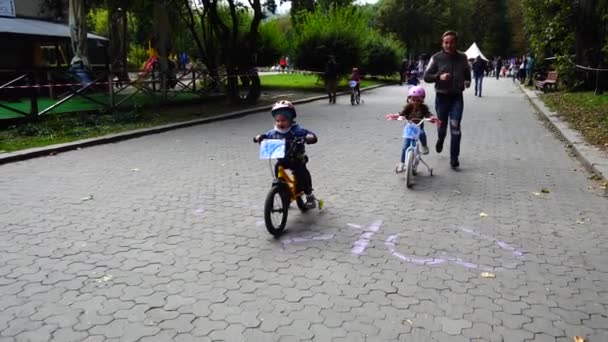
[518,83,608,182]
[0,83,392,165]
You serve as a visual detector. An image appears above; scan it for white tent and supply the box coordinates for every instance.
[465,42,488,61]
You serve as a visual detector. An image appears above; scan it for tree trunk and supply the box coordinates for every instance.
[68,0,89,68]
[575,0,603,88]
[153,1,172,92]
[108,3,128,81]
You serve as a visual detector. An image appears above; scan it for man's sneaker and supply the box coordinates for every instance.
[396,162,405,173]
[421,145,429,155]
[450,159,460,169]
[435,140,444,153]
[305,194,316,209]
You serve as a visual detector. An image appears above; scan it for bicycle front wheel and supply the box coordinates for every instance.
[264,185,289,236]
[405,149,414,188]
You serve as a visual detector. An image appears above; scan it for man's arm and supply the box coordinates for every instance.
[423,57,439,83]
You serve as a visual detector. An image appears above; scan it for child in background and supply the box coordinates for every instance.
[350,67,361,98]
[406,70,420,87]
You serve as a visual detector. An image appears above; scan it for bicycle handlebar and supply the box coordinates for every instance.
[253,136,308,144]
[385,113,441,126]
[406,117,438,126]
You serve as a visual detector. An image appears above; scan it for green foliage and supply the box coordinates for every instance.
[257,20,288,66]
[521,0,576,87]
[361,34,404,76]
[291,6,368,75]
[521,0,608,89]
[127,43,149,69]
[87,8,109,37]
[376,0,443,57]
[374,0,514,57]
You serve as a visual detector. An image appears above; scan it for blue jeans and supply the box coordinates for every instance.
[435,93,464,161]
[474,75,483,95]
[400,126,427,163]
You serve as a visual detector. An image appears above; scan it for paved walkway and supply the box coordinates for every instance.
[0,77,607,341]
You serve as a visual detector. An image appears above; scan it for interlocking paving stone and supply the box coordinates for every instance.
[1,79,607,341]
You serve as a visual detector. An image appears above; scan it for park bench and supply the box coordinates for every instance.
[535,71,558,93]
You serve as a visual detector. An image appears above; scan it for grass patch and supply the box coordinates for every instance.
[0,92,206,120]
[261,73,395,91]
[0,98,277,153]
[541,91,608,149]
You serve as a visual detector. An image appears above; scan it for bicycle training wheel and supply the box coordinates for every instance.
[264,185,289,236]
[405,150,414,188]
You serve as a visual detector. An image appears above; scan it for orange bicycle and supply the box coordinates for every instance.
[258,137,323,236]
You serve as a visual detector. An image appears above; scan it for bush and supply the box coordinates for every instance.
[362,34,404,76]
[291,6,368,75]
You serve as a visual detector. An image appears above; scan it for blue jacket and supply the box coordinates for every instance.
[261,124,316,162]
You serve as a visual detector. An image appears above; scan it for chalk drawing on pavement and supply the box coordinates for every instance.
[351,220,383,255]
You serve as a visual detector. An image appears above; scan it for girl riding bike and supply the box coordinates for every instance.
[394,86,433,172]
[254,101,318,208]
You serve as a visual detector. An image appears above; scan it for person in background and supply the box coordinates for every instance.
[325,55,338,104]
[472,56,486,97]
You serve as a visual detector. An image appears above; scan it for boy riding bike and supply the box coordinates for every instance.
[394,86,434,172]
[253,101,318,208]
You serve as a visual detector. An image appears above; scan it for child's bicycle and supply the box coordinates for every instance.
[387,115,439,188]
[349,80,361,105]
[257,137,324,236]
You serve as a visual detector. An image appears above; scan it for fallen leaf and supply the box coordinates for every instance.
[532,192,542,196]
[452,190,462,195]
[403,319,413,325]
[481,272,496,278]
[96,274,113,283]
[540,188,550,194]
[81,195,94,201]
[573,336,586,342]
[479,212,488,218]
[131,168,140,172]
[488,172,494,175]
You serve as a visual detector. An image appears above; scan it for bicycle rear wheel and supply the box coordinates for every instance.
[405,150,414,188]
[350,91,355,105]
[264,185,289,236]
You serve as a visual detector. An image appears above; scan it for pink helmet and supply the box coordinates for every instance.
[408,86,425,98]
[271,100,296,121]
